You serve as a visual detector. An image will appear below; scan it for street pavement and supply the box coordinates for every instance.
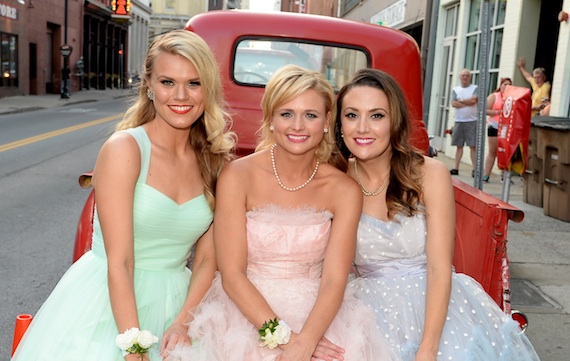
[0,88,136,116]
[1,90,569,359]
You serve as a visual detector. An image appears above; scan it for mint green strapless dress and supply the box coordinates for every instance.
[12,126,213,361]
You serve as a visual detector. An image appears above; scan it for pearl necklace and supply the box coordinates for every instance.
[354,159,389,196]
[270,144,319,192]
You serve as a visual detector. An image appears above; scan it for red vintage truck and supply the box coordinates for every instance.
[72,10,527,328]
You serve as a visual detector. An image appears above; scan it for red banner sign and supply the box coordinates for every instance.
[497,85,532,174]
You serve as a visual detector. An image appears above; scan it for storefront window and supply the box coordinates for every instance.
[444,6,458,37]
[496,0,507,25]
[464,35,478,71]
[467,0,482,33]
[464,0,505,93]
[1,32,18,88]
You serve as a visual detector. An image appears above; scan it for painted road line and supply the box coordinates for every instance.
[0,113,124,153]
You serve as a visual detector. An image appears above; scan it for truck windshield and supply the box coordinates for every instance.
[233,39,368,91]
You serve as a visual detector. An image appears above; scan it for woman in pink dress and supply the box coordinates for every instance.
[166,65,396,361]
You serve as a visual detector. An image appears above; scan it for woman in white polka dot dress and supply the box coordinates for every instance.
[325,69,541,361]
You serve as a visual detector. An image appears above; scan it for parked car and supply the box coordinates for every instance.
[73,10,527,329]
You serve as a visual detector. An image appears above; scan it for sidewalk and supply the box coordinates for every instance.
[438,151,570,360]
[439,154,524,201]
[0,88,136,116]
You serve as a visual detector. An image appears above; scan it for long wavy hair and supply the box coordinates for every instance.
[115,29,236,210]
[335,68,425,219]
[255,65,337,163]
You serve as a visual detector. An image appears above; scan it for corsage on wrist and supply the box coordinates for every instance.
[258,317,292,349]
[115,327,159,358]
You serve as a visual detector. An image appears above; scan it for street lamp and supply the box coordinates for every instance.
[61,0,71,99]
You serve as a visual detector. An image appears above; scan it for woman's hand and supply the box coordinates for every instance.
[414,345,437,361]
[311,336,345,361]
[276,333,317,361]
[160,323,192,358]
[125,353,150,361]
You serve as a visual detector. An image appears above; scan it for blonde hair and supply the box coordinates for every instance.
[116,29,235,209]
[255,65,336,162]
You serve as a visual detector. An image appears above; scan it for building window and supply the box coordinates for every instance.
[1,32,18,88]
[341,0,359,17]
[464,0,506,93]
[433,3,459,147]
[166,0,175,9]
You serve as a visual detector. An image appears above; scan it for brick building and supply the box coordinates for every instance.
[83,0,129,90]
[0,0,82,97]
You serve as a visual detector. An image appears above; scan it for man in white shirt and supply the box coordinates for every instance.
[449,69,478,176]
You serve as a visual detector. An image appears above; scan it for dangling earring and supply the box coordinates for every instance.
[269,125,274,131]
[147,88,155,101]
[340,131,344,138]
[324,128,329,133]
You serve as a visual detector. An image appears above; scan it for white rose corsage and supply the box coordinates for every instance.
[115,327,159,358]
[258,318,292,349]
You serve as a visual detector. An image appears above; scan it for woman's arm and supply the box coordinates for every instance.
[279,174,362,361]
[160,226,217,355]
[415,158,455,361]
[214,161,279,327]
[93,132,143,360]
[486,93,499,116]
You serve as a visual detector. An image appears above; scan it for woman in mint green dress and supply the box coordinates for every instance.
[12,29,235,361]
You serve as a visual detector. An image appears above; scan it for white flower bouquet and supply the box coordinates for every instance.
[115,327,159,358]
[258,318,291,349]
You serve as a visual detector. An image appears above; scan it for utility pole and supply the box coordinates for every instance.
[60,0,72,99]
[474,0,491,190]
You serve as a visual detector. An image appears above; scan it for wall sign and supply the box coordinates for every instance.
[112,0,131,16]
[371,0,406,28]
[0,2,18,20]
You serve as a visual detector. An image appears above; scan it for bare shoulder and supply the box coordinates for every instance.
[421,156,453,190]
[95,131,141,170]
[322,163,360,195]
[318,163,361,215]
[218,150,266,185]
[93,131,140,187]
[100,130,139,156]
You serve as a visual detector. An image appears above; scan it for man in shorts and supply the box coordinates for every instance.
[449,69,478,176]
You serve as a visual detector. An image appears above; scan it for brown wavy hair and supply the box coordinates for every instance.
[115,29,236,210]
[335,68,425,219]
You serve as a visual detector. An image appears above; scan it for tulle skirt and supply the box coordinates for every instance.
[168,272,397,361]
[12,251,191,361]
[350,271,541,361]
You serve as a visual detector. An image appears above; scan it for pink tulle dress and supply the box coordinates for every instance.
[169,205,397,361]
